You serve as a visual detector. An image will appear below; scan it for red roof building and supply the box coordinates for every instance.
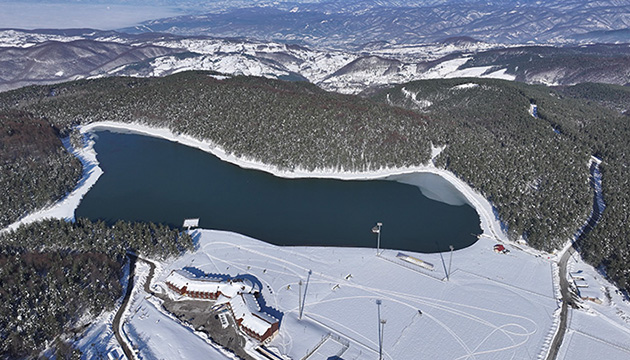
[165,268,280,343]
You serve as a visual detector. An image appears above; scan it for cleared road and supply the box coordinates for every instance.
[546,244,576,360]
[113,255,137,360]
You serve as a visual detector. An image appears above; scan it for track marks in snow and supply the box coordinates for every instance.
[170,235,549,359]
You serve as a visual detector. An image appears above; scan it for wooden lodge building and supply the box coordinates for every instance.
[165,268,280,342]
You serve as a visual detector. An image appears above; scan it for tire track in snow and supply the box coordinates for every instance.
[184,238,542,359]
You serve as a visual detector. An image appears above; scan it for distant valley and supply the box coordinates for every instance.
[1,29,630,95]
[124,0,630,48]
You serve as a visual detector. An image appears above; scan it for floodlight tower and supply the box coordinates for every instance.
[447,244,454,281]
[299,270,312,320]
[376,299,383,360]
[373,222,383,256]
[380,318,387,360]
[298,279,303,318]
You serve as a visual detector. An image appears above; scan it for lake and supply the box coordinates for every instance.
[75,130,481,253]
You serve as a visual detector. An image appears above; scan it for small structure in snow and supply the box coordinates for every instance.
[570,269,604,304]
[107,348,124,360]
[183,218,199,230]
[494,244,509,254]
[396,252,434,271]
[574,279,589,288]
[578,287,603,304]
[570,271,585,281]
[165,268,253,299]
[529,103,538,118]
[227,293,280,342]
[219,313,229,328]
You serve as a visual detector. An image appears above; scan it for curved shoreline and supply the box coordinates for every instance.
[2,134,104,233]
[79,121,508,244]
[3,120,507,246]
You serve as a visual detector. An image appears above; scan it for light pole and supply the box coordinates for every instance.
[372,222,383,256]
[380,318,387,360]
[299,270,312,320]
[298,279,302,318]
[447,245,454,281]
[376,299,383,360]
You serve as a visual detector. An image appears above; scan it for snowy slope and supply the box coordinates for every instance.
[113,229,627,360]
[8,29,629,95]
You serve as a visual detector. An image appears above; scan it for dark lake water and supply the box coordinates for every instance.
[75,130,481,252]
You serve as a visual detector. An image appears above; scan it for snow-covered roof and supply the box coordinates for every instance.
[183,218,199,228]
[578,287,602,301]
[574,279,589,288]
[569,271,585,280]
[165,269,255,297]
[229,293,277,336]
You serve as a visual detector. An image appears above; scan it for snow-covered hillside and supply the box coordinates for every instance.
[0,29,513,94]
[3,29,629,95]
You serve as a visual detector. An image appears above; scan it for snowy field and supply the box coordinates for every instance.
[148,229,558,360]
[76,228,630,360]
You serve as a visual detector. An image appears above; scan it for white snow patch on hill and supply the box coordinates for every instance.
[401,86,433,109]
[147,54,290,78]
[452,83,480,90]
[486,68,516,81]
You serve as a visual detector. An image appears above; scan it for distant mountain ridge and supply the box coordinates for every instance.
[0,39,180,92]
[1,29,629,94]
[121,0,630,49]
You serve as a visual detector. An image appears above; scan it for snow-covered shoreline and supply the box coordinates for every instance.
[4,120,507,247]
[2,133,103,233]
[80,121,507,243]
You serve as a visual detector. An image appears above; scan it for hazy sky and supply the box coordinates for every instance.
[0,2,183,30]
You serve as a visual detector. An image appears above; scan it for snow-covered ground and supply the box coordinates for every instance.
[107,228,630,360]
[150,229,556,359]
[418,57,516,82]
[557,254,630,359]
[122,261,238,360]
[0,29,526,95]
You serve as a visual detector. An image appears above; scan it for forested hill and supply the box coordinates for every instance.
[0,111,81,227]
[0,72,628,292]
[373,79,630,290]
